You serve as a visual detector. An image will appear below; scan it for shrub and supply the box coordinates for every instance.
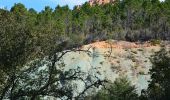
[139,71,145,75]
[91,77,139,100]
[138,49,143,51]
[132,50,138,54]
[150,39,161,46]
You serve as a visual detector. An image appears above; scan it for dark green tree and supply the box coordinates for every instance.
[90,77,139,100]
[143,48,170,100]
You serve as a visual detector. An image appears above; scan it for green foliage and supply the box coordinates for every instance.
[0,10,33,70]
[1,1,170,99]
[90,77,139,100]
[141,48,170,100]
[150,39,161,46]
[1,1,170,46]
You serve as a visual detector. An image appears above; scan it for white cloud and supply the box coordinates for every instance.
[50,0,88,5]
[0,5,5,9]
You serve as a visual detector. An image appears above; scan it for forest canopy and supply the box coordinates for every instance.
[1,0,170,45]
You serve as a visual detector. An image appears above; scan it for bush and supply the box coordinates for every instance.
[150,39,161,46]
[143,48,170,100]
[90,77,139,100]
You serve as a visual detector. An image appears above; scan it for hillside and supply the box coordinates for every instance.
[1,1,170,99]
[56,40,169,96]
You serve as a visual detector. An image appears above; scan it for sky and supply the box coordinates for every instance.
[0,0,88,11]
[0,0,165,12]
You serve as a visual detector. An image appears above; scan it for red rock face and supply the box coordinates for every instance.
[89,0,115,5]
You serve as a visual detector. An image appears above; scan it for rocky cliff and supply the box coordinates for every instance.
[56,40,170,97]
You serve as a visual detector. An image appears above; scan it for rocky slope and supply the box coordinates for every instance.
[57,40,170,95]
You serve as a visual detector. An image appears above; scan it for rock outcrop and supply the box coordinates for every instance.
[57,40,170,96]
[89,0,115,5]
[20,40,169,99]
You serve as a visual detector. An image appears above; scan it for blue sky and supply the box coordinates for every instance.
[0,0,165,12]
[0,0,88,11]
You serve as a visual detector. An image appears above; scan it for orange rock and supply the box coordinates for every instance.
[82,40,156,49]
[89,0,115,6]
